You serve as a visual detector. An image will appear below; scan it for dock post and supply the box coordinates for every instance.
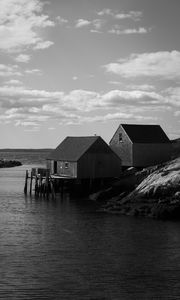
[29,171,33,195]
[24,170,28,195]
[50,177,56,199]
[35,175,38,196]
[39,174,43,197]
[45,170,49,198]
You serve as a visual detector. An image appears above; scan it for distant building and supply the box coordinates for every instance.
[110,124,172,167]
[47,136,122,178]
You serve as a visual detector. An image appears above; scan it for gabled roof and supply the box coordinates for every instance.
[121,124,170,143]
[47,136,101,161]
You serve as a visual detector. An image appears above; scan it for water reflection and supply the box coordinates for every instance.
[0,165,180,299]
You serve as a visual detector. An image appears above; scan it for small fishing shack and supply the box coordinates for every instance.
[110,124,172,167]
[46,136,122,180]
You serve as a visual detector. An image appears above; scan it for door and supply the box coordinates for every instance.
[54,161,57,174]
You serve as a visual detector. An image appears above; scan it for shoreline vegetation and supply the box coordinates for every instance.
[0,159,22,168]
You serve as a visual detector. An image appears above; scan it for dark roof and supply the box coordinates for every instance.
[121,124,170,143]
[47,136,101,161]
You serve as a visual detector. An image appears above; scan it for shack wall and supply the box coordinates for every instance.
[110,125,133,166]
[78,153,121,178]
[47,159,77,177]
[133,143,172,167]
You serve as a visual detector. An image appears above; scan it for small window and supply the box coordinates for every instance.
[119,133,123,142]
[65,162,69,168]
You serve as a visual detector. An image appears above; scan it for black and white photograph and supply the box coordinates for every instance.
[0,0,180,299]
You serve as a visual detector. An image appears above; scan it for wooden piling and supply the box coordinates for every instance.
[24,170,28,195]
[50,177,56,199]
[45,170,49,198]
[35,175,38,196]
[29,171,33,195]
[39,174,43,196]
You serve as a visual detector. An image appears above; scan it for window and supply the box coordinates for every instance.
[65,162,69,168]
[119,133,123,142]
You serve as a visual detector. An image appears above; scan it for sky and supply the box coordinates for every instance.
[0,0,180,148]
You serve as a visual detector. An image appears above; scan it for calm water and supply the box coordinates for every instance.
[0,152,180,299]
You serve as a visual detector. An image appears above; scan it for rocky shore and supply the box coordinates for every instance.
[0,159,22,168]
[90,157,180,220]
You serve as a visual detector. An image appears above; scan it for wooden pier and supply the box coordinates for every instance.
[24,168,75,198]
[24,167,108,198]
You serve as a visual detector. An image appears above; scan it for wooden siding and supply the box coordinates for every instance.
[110,125,133,166]
[78,152,121,178]
[132,143,172,167]
[46,160,77,177]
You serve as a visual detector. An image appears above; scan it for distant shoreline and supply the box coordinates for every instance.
[0,149,53,152]
[0,160,22,168]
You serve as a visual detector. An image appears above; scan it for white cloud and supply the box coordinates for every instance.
[77,112,156,124]
[97,9,113,16]
[165,87,180,107]
[0,64,21,76]
[48,127,55,130]
[56,16,68,24]
[25,68,42,75]
[90,29,102,34]
[33,41,54,50]
[174,111,180,116]
[108,27,149,35]
[15,120,38,126]
[0,0,54,53]
[75,18,104,31]
[15,54,31,63]
[92,19,104,30]
[97,9,142,21]
[115,11,142,21]
[101,90,165,107]
[127,84,155,91]
[5,79,23,85]
[0,86,176,128]
[105,51,180,79]
[75,19,91,28]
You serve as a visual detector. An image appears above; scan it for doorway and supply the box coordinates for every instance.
[54,161,57,174]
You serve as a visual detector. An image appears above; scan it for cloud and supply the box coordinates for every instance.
[5,79,23,85]
[0,0,54,53]
[75,18,104,31]
[165,87,180,107]
[15,54,31,63]
[108,27,149,35]
[105,51,180,79]
[127,84,155,91]
[101,90,165,107]
[92,19,104,30]
[76,112,156,124]
[33,41,54,50]
[75,19,91,28]
[0,86,170,113]
[0,86,176,128]
[97,9,142,21]
[25,68,42,75]
[97,9,113,16]
[115,11,142,21]
[56,16,68,25]
[0,64,21,76]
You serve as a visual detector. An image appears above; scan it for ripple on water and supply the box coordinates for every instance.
[1,165,180,299]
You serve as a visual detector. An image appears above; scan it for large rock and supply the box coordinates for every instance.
[101,157,180,220]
